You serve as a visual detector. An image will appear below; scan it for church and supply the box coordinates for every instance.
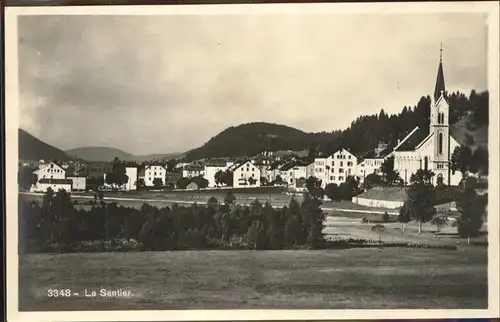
[391,50,462,186]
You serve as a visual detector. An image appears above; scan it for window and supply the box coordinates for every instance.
[347,162,353,167]
[252,173,255,177]
[332,162,335,166]
[340,161,343,167]
[438,133,443,155]
[348,155,351,159]
[339,176,344,181]
[331,176,335,181]
[339,168,344,173]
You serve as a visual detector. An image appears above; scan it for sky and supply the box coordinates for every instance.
[18,12,488,155]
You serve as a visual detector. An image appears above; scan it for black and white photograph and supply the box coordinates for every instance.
[4,2,500,321]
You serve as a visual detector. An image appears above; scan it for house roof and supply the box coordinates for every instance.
[205,159,227,167]
[295,160,314,167]
[357,186,408,202]
[183,164,204,171]
[279,162,296,172]
[232,161,253,171]
[38,178,73,185]
[145,164,166,170]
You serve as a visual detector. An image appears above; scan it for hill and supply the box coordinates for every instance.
[451,115,488,151]
[19,129,72,162]
[65,147,184,162]
[185,122,341,160]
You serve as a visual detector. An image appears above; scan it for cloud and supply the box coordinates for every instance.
[17,13,487,155]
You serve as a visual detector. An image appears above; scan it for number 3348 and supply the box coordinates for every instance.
[47,289,73,297]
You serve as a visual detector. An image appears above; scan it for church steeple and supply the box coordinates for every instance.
[433,44,446,102]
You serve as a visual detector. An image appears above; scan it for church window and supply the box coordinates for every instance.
[438,133,443,155]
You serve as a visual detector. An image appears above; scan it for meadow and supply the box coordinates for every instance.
[19,246,487,310]
[18,189,488,310]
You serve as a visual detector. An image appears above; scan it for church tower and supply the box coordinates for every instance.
[429,45,450,182]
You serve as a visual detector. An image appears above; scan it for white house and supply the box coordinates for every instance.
[31,161,72,192]
[182,164,205,179]
[313,149,358,187]
[292,160,315,189]
[232,161,261,188]
[329,149,358,185]
[391,52,462,186]
[67,176,86,191]
[125,166,138,191]
[204,159,230,188]
[356,141,394,183]
[144,164,167,187]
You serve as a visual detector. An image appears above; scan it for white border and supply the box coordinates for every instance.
[5,2,500,321]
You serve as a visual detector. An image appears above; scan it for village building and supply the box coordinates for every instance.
[356,141,394,183]
[182,164,205,179]
[314,149,358,187]
[292,160,315,189]
[204,159,231,188]
[232,161,261,188]
[67,176,87,191]
[125,166,138,191]
[31,161,72,192]
[144,164,167,187]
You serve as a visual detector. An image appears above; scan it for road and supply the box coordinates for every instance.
[19,191,399,215]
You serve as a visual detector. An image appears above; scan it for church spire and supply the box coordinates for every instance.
[433,43,446,102]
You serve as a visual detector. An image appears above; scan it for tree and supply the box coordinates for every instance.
[274,175,285,185]
[430,214,449,233]
[105,158,129,188]
[407,169,436,234]
[470,147,488,178]
[260,177,269,186]
[365,172,382,188]
[224,191,236,205]
[398,202,411,233]
[190,176,209,189]
[215,170,233,187]
[176,177,191,190]
[324,183,339,201]
[248,177,257,186]
[166,159,177,173]
[19,166,38,190]
[136,178,146,190]
[153,178,163,189]
[455,177,486,244]
[381,156,399,185]
[451,146,472,178]
[305,176,324,199]
[301,193,326,248]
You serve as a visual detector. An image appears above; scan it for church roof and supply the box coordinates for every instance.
[394,127,430,152]
[433,49,446,102]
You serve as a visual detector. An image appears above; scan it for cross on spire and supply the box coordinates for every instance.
[434,44,446,102]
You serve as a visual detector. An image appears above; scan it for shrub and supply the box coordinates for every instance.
[371,224,385,231]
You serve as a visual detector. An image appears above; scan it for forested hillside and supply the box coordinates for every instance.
[185,122,341,160]
[323,90,489,156]
[185,90,488,160]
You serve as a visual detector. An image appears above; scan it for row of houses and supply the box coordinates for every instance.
[25,145,397,193]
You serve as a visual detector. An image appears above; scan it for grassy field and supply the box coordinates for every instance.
[19,246,487,310]
[18,191,488,310]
